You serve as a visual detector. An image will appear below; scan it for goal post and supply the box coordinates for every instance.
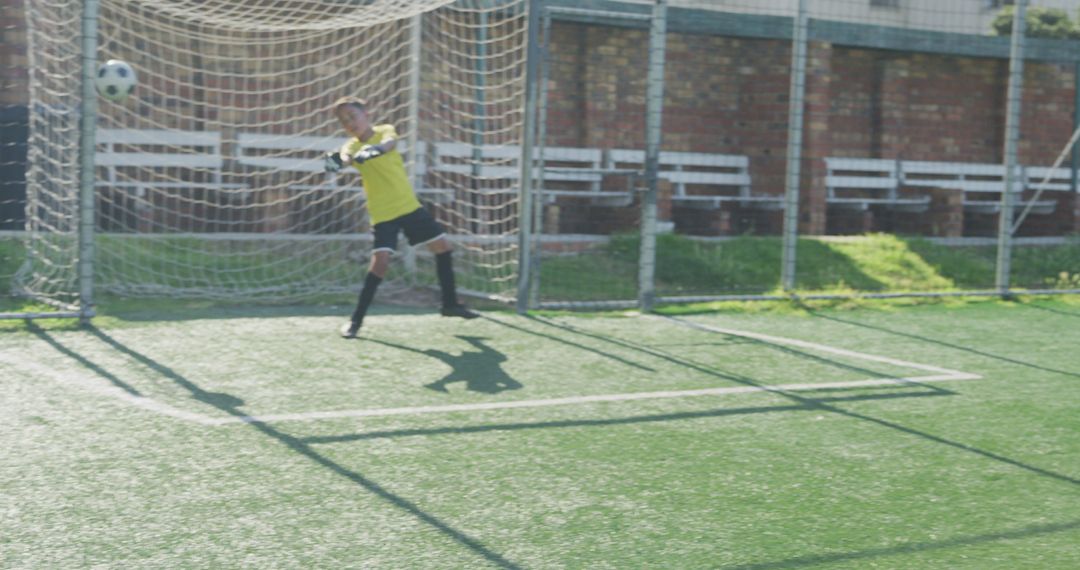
[12,0,532,318]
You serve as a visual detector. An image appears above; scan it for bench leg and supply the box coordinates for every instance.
[1073,195,1080,235]
[824,205,876,235]
[928,188,963,238]
[860,209,875,234]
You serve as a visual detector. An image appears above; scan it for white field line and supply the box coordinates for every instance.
[205,374,979,426]
[655,315,981,379]
[1,353,220,425]
[8,320,982,426]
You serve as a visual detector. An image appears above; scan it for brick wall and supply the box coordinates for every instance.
[4,7,1078,236]
[1,0,27,230]
[1,0,27,107]
[545,22,1079,236]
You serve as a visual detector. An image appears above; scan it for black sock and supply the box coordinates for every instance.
[351,272,382,325]
[435,251,457,308]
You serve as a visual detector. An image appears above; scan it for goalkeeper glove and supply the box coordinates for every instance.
[351,145,385,165]
[323,151,346,173]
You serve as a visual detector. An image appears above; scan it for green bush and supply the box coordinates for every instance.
[991,6,1080,40]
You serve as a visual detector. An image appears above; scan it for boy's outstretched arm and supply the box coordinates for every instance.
[322,144,386,171]
[350,144,386,164]
[322,138,398,172]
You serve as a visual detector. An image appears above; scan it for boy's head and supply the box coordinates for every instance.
[333,96,372,138]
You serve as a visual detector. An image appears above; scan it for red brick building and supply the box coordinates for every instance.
[4,0,1079,237]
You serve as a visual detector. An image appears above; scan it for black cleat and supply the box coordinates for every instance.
[339,320,361,339]
[440,304,479,319]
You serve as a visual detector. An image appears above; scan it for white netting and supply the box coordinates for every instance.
[21,0,527,306]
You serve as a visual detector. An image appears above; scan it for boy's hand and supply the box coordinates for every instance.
[351,145,385,164]
[323,151,345,173]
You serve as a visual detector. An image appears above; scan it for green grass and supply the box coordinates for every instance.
[0,238,61,315]
[4,233,1080,313]
[540,233,1080,301]
[0,237,22,282]
[1,300,1078,568]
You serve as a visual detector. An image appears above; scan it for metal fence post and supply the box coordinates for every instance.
[996,0,1026,295]
[404,13,422,280]
[639,0,668,312]
[781,0,809,293]
[516,0,542,313]
[78,0,100,323]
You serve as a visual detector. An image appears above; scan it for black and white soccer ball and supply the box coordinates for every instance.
[94,59,137,103]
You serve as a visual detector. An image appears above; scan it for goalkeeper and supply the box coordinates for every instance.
[326,96,478,339]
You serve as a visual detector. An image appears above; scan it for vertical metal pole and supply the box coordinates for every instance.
[515,0,542,313]
[78,0,100,323]
[529,9,553,309]
[1072,62,1079,193]
[404,13,423,279]
[996,0,1026,294]
[781,0,809,293]
[638,0,667,313]
[473,11,489,165]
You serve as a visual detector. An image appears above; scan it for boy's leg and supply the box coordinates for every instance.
[399,207,478,319]
[426,238,478,319]
[340,279,378,337]
[341,251,390,338]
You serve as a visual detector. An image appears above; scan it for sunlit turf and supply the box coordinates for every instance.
[2,299,1078,568]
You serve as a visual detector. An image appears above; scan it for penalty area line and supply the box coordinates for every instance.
[8,320,982,427]
[207,372,978,425]
[655,315,982,379]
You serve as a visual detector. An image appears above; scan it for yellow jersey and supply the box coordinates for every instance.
[341,124,421,225]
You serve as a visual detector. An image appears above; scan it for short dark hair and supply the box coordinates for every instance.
[333,96,367,113]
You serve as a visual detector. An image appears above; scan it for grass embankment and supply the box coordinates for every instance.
[3,233,1079,319]
[539,233,1080,302]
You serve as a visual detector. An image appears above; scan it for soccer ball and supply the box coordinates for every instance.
[95,59,137,103]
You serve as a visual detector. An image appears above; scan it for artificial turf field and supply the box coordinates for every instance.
[1,299,1078,569]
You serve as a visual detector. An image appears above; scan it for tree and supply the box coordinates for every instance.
[991,6,1080,40]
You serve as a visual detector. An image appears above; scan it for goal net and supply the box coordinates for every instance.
[20,0,528,309]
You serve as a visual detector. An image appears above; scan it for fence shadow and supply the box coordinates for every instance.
[528,315,1080,488]
[29,324,522,570]
[803,307,1080,379]
[1017,299,1080,318]
[302,390,949,446]
[724,519,1080,570]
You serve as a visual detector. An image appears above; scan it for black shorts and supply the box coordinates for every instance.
[372,207,446,253]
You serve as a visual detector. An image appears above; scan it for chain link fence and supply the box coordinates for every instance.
[525,0,1080,309]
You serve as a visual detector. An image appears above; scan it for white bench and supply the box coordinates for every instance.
[96,129,247,196]
[824,157,928,212]
[1024,166,1074,191]
[234,134,444,201]
[607,149,779,210]
[899,160,1056,215]
[1018,166,1080,216]
[429,142,635,206]
[234,133,344,199]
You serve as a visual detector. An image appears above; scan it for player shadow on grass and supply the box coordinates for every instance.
[57,325,522,569]
[368,336,523,394]
[478,314,657,372]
